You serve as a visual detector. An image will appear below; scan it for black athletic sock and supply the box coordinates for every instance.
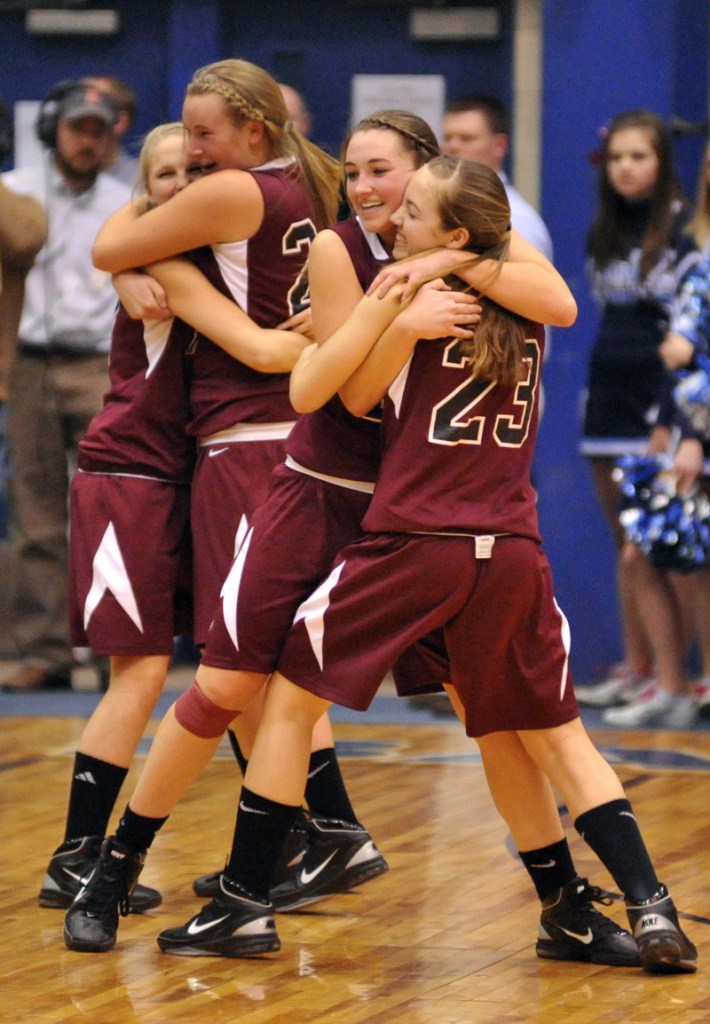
[519,838,577,901]
[226,787,300,901]
[305,747,358,824]
[64,752,128,842]
[574,798,660,903]
[227,728,249,775]
[115,804,168,854]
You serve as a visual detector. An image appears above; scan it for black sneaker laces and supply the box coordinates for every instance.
[570,879,621,935]
[575,879,615,908]
[81,851,136,918]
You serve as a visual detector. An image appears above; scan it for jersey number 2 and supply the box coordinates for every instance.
[283,219,317,315]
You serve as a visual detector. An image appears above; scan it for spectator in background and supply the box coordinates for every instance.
[277,82,312,138]
[601,136,710,727]
[575,110,699,714]
[441,93,552,260]
[0,81,131,692]
[81,75,140,187]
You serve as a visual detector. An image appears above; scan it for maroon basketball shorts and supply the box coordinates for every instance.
[276,533,579,738]
[191,437,288,645]
[201,464,370,673]
[69,471,191,656]
[201,464,446,696]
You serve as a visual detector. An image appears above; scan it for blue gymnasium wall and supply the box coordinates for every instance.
[0,0,708,681]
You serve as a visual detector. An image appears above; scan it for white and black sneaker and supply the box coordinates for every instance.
[576,663,654,708]
[40,835,161,912]
[626,885,698,973]
[157,874,280,958]
[537,877,641,966]
[63,837,146,952]
[192,815,311,900]
[270,817,388,912]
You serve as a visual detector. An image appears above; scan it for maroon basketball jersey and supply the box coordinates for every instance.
[364,323,545,539]
[186,161,316,438]
[77,305,195,483]
[286,217,391,482]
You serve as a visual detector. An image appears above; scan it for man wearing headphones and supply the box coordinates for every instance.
[1,82,131,691]
[79,75,140,186]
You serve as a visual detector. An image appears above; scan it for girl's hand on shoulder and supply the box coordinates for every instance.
[398,279,480,340]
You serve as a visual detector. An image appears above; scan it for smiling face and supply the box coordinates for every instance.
[182,92,264,174]
[390,165,464,259]
[606,126,660,201]
[343,129,422,246]
[144,132,190,206]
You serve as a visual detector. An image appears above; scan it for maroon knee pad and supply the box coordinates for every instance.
[174,680,238,738]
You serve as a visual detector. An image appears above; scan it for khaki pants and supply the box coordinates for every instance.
[6,348,108,670]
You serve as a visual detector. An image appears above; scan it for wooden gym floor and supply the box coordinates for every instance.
[1,672,709,1023]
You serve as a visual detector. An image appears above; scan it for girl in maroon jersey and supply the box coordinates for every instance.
[146,157,695,973]
[91,59,342,654]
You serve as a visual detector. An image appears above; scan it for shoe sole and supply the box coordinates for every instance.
[156,934,280,957]
[40,888,162,913]
[536,940,641,967]
[272,855,389,912]
[639,938,698,974]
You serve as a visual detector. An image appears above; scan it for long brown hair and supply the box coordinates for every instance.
[406,156,528,387]
[187,59,341,229]
[588,109,688,276]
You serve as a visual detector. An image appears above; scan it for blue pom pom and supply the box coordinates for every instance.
[614,453,710,572]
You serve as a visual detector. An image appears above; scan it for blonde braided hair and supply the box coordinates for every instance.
[187,59,340,228]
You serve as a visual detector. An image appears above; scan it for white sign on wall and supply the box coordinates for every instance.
[351,74,445,141]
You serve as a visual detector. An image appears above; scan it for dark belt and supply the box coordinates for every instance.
[19,343,101,359]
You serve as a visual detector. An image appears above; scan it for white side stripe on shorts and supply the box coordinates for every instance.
[220,526,254,652]
[292,561,346,670]
[555,598,571,702]
[85,521,143,632]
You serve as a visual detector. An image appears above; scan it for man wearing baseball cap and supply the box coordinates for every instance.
[1,81,131,691]
[51,85,121,190]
